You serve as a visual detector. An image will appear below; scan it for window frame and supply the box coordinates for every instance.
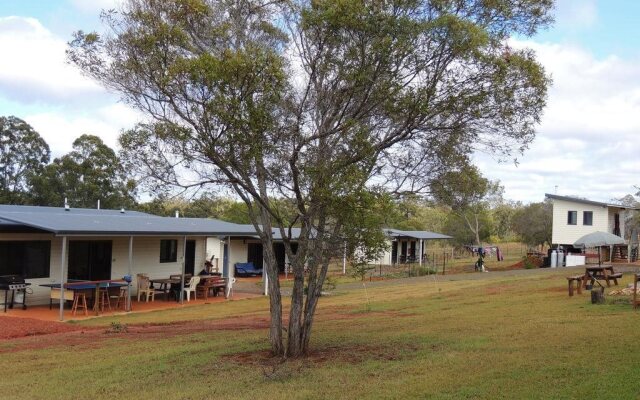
[567,211,577,225]
[159,239,178,263]
[583,211,593,226]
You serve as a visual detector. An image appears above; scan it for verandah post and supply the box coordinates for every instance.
[59,236,67,322]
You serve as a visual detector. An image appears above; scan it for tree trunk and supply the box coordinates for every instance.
[300,256,330,353]
[262,239,284,355]
[287,256,306,357]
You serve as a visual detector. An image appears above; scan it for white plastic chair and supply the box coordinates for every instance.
[183,276,200,301]
[137,275,155,302]
[225,277,236,299]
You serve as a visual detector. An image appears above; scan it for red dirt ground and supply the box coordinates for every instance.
[0,316,94,340]
[0,308,417,356]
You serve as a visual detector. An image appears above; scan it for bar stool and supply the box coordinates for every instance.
[98,288,112,312]
[112,287,129,310]
[71,292,88,316]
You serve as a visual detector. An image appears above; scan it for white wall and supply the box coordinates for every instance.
[551,199,611,245]
[205,237,223,274]
[0,234,208,305]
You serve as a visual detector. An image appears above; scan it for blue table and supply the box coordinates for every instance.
[41,282,128,314]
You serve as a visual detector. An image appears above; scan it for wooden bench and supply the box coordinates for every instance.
[196,277,226,300]
[566,275,583,296]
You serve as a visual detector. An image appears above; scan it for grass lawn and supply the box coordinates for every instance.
[2,267,640,399]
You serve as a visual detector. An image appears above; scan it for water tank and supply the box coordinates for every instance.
[550,250,557,268]
[557,250,565,267]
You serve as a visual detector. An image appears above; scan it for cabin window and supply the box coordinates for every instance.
[0,241,51,278]
[567,211,577,225]
[160,239,178,263]
[583,211,593,226]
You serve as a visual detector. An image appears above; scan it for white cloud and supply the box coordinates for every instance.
[0,15,144,158]
[478,39,640,203]
[0,16,104,104]
[554,0,598,31]
[23,103,142,157]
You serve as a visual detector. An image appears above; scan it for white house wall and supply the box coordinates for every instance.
[0,233,208,305]
[551,199,611,245]
[205,237,224,274]
[228,239,249,272]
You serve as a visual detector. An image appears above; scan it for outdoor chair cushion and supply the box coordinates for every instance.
[235,262,262,276]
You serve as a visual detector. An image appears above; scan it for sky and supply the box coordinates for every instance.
[0,0,638,204]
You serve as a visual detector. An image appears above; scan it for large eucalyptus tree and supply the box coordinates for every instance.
[68,0,552,357]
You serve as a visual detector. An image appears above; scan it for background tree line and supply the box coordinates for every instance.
[1,114,553,248]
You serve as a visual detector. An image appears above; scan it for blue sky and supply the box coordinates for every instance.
[0,0,639,203]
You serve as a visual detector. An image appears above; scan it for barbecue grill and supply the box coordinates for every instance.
[0,275,31,312]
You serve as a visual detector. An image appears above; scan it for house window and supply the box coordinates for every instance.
[0,241,51,278]
[583,211,593,226]
[567,211,577,225]
[160,240,178,263]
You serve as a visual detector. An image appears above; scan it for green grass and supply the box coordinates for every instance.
[2,267,640,399]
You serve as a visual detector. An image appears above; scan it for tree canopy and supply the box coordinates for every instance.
[0,116,50,204]
[511,200,552,248]
[431,164,504,245]
[30,134,136,209]
[69,0,552,357]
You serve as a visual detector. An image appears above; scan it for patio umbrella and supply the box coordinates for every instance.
[574,231,625,265]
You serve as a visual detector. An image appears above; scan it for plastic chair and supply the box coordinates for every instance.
[137,275,155,302]
[183,276,200,301]
[225,277,236,299]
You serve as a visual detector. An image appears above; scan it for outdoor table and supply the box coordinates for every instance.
[41,281,128,315]
[149,278,181,301]
[582,265,616,288]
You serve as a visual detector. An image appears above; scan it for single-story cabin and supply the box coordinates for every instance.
[0,205,257,306]
[376,229,452,265]
[0,205,452,307]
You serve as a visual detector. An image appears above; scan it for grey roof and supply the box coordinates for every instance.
[0,204,152,216]
[0,205,452,239]
[239,225,450,241]
[545,194,639,210]
[385,229,452,240]
[0,205,257,236]
[271,227,302,241]
[235,225,303,240]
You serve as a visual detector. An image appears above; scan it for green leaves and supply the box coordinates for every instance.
[68,0,553,355]
[0,116,50,204]
[30,135,136,209]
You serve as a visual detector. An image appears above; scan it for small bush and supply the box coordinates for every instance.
[105,322,129,334]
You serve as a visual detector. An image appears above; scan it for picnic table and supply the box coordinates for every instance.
[582,265,622,288]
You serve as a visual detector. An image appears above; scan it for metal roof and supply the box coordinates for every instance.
[0,204,152,216]
[0,205,452,239]
[385,229,452,240]
[544,194,640,210]
[0,205,257,236]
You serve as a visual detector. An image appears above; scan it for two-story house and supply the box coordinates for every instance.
[545,194,638,249]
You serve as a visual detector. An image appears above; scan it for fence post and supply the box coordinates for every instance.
[442,251,446,275]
